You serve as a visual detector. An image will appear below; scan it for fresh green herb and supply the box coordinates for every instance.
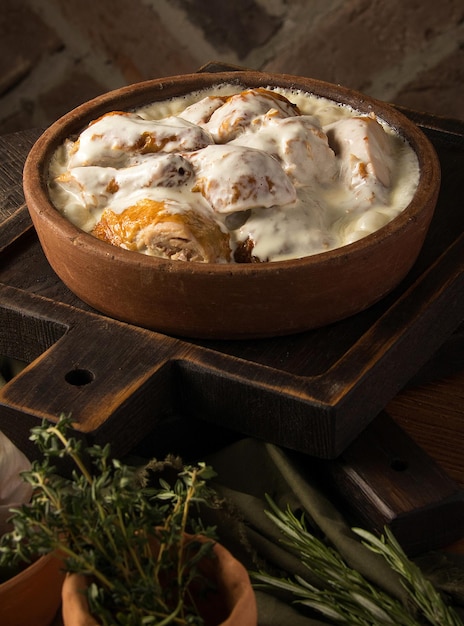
[0,415,219,625]
[354,527,463,626]
[252,495,462,626]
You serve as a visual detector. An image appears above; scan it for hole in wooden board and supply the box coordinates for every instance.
[64,368,95,386]
[390,457,409,472]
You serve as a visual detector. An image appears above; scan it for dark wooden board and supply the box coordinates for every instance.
[0,109,464,554]
[1,117,463,460]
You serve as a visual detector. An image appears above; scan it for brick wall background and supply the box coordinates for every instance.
[1,0,463,135]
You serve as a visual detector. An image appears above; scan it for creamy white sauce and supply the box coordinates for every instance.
[48,84,420,263]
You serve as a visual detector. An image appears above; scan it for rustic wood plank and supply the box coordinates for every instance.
[0,129,43,252]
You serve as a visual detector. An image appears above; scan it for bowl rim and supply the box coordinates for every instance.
[23,70,441,277]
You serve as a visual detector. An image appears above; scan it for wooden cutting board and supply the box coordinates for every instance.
[1,118,463,458]
[0,102,463,554]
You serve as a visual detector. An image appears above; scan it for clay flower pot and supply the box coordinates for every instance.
[0,551,65,626]
[61,537,257,626]
[0,432,64,626]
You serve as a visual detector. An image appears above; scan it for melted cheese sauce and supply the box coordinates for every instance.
[48,84,420,263]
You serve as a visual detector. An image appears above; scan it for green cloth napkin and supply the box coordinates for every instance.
[204,438,464,625]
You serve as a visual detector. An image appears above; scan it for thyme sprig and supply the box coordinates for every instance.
[252,495,462,626]
[0,415,218,626]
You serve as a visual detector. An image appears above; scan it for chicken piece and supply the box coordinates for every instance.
[178,95,229,125]
[188,144,297,214]
[202,88,300,143]
[52,154,193,210]
[231,114,337,186]
[233,237,263,263]
[68,111,214,167]
[92,198,231,263]
[326,115,393,205]
[233,199,336,262]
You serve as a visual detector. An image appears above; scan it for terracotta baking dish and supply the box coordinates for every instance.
[22,71,440,339]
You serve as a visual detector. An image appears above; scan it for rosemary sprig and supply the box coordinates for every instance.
[354,527,463,626]
[251,495,462,626]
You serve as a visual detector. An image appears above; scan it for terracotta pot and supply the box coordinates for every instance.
[23,71,441,339]
[61,537,257,626]
[0,552,65,626]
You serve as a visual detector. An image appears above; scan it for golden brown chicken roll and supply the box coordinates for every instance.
[177,95,229,126]
[92,198,231,263]
[325,115,393,206]
[231,115,337,186]
[189,144,297,214]
[201,88,300,143]
[68,111,214,167]
[52,154,194,211]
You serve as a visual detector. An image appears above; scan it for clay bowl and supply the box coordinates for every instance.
[23,71,440,339]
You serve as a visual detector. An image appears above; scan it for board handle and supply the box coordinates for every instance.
[0,284,184,460]
[319,411,464,554]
